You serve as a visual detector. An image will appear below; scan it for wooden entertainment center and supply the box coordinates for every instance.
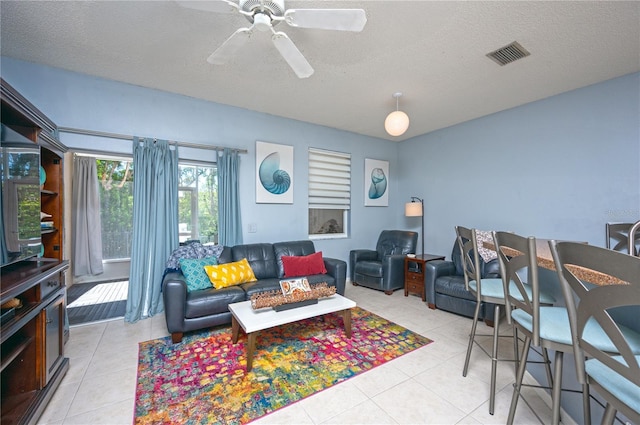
[1,79,70,424]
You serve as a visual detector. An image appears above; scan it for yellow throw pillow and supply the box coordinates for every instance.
[204,258,257,289]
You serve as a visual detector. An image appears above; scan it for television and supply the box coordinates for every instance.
[0,123,42,267]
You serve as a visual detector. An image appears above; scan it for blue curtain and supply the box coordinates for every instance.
[125,138,179,323]
[218,148,242,246]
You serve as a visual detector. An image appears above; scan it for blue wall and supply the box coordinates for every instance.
[397,72,640,257]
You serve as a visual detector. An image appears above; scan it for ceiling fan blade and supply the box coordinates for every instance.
[271,32,314,78]
[176,0,238,14]
[207,28,251,64]
[284,9,367,32]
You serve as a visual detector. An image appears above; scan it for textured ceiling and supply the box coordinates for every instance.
[1,1,639,141]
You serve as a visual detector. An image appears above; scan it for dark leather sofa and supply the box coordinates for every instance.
[424,239,500,326]
[162,240,347,343]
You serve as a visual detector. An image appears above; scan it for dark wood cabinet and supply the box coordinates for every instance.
[44,292,65,383]
[1,78,69,424]
[1,260,69,425]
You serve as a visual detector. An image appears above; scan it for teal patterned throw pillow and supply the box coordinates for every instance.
[179,256,219,292]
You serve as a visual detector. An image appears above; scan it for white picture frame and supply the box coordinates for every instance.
[364,158,389,207]
[256,141,294,204]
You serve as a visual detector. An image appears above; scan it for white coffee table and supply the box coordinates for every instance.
[228,294,357,371]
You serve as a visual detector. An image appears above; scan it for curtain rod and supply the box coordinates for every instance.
[72,148,217,168]
[58,126,248,154]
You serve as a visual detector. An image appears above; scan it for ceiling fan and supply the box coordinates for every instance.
[178,0,367,78]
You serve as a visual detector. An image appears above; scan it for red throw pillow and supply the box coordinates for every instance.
[282,251,327,277]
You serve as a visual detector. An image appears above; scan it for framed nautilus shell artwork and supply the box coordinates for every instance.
[364,158,389,207]
[256,141,294,204]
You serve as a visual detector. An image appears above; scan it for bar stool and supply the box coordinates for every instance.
[550,241,640,425]
[456,226,517,415]
[493,231,573,425]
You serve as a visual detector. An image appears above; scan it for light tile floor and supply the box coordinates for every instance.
[39,284,555,424]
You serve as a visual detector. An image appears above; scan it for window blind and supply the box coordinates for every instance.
[308,148,351,210]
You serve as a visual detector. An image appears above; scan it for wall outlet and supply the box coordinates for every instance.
[248,223,257,233]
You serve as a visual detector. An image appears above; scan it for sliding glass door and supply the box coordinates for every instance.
[178,164,218,244]
[97,159,134,260]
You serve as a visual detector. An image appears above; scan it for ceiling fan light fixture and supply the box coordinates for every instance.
[385,92,410,136]
[253,13,272,31]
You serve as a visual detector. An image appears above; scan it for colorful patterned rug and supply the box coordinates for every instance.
[135,307,432,424]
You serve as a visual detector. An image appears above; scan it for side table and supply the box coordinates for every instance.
[404,254,445,301]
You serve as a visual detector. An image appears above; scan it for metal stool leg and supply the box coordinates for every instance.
[507,335,531,425]
[602,404,616,425]
[512,326,520,377]
[542,347,553,390]
[462,301,482,377]
[489,303,501,415]
[582,382,591,425]
[551,351,563,425]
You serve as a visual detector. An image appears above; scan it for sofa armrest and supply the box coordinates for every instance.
[482,258,501,279]
[162,272,188,333]
[323,257,347,296]
[349,249,378,281]
[425,260,456,307]
[381,254,407,290]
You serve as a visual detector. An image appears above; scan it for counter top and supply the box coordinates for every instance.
[484,239,626,286]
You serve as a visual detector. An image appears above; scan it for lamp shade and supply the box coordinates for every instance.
[385,110,410,136]
[405,201,423,217]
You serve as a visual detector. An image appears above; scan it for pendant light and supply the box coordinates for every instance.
[384,92,410,137]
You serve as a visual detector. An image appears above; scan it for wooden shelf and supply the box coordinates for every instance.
[40,148,64,262]
[0,302,39,345]
[1,336,33,373]
[0,260,63,303]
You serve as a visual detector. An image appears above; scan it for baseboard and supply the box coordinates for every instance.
[523,371,578,425]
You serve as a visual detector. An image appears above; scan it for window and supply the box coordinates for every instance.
[178,163,218,244]
[308,148,351,239]
[95,158,218,262]
[97,158,134,260]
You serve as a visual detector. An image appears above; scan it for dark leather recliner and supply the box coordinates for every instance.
[424,239,500,326]
[349,230,417,294]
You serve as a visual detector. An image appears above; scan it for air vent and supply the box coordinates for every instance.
[486,41,530,66]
